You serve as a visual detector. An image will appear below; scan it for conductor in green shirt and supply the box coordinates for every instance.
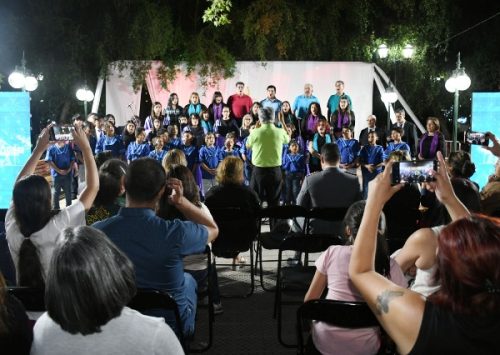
[246,106,290,207]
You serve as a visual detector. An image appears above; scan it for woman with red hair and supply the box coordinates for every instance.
[349,151,500,354]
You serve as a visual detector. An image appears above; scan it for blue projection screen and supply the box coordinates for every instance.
[0,92,31,209]
[471,92,500,190]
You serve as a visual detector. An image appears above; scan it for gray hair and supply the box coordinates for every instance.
[258,107,274,124]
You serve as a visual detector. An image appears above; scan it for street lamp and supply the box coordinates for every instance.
[76,86,94,117]
[445,52,471,152]
[377,44,389,59]
[402,44,414,59]
[8,52,40,92]
[381,84,398,130]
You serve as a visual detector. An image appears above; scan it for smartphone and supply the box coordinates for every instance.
[392,159,437,184]
[466,131,489,146]
[49,124,75,141]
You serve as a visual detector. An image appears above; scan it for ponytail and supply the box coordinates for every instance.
[18,238,45,289]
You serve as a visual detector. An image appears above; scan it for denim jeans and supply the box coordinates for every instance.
[285,172,303,205]
[52,174,72,210]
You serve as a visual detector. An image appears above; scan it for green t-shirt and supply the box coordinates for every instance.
[246,124,290,167]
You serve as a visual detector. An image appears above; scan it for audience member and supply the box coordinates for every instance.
[292,83,320,120]
[162,149,187,173]
[6,126,98,288]
[349,158,500,355]
[205,156,260,265]
[392,108,418,158]
[481,158,500,216]
[418,117,446,160]
[326,80,353,120]
[305,201,405,355]
[359,114,387,147]
[86,159,126,225]
[296,143,361,235]
[246,107,290,208]
[260,85,282,119]
[227,81,253,122]
[31,226,183,355]
[93,158,218,337]
[0,272,32,355]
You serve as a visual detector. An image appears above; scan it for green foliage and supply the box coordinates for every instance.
[203,0,232,27]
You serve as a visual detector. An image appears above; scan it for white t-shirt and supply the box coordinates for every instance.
[31,307,184,355]
[5,201,86,280]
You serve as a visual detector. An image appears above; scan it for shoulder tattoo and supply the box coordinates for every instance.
[375,289,404,315]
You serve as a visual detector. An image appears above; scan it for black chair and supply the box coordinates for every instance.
[256,205,308,291]
[209,206,259,298]
[296,299,380,355]
[7,287,45,312]
[274,235,343,347]
[128,288,186,352]
[189,245,214,353]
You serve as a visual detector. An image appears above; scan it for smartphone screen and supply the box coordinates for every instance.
[50,124,75,141]
[466,131,489,146]
[392,160,436,184]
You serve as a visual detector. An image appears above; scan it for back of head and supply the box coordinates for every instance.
[46,226,136,335]
[125,158,166,203]
[94,159,127,207]
[448,151,476,179]
[162,149,187,173]
[431,215,500,316]
[258,107,274,124]
[13,175,53,288]
[451,178,481,213]
[157,165,200,220]
[321,143,340,165]
[343,201,390,276]
[216,156,244,185]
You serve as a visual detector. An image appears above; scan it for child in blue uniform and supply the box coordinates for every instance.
[337,126,360,175]
[126,127,150,163]
[95,122,125,158]
[383,127,411,161]
[199,133,219,194]
[148,136,167,163]
[282,140,306,205]
[181,129,202,196]
[218,133,240,161]
[358,131,384,198]
[308,118,332,173]
[45,141,75,209]
[240,134,253,186]
[167,124,181,149]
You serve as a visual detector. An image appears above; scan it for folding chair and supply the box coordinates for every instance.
[296,299,381,355]
[209,206,259,298]
[256,205,308,291]
[7,287,45,312]
[128,288,187,352]
[274,235,343,347]
[189,245,214,353]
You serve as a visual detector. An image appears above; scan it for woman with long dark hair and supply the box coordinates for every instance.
[349,154,500,354]
[208,91,225,123]
[304,200,406,354]
[330,96,355,130]
[6,126,98,289]
[143,101,164,132]
[31,226,183,354]
[163,93,182,127]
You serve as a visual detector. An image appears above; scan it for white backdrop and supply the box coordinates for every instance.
[106,61,375,138]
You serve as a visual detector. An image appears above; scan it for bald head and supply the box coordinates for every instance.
[304,83,313,96]
[367,115,376,128]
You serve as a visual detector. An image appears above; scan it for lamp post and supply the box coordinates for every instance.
[445,52,471,152]
[8,52,40,92]
[381,84,398,130]
[76,86,94,117]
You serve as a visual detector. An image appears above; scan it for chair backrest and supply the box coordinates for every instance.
[209,206,259,255]
[7,287,45,312]
[128,289,185,346]
[306,207,349,237]
[297,299,379,354]
[260,205,308,220]
[279,234,343,255]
